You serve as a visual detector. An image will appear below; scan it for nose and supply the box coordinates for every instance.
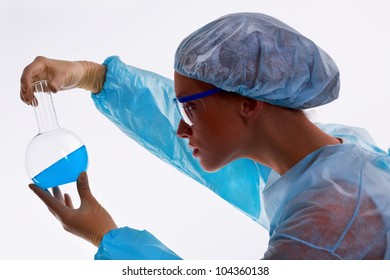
[176,119,193,138]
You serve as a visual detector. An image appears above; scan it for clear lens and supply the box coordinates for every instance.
[175,101,194,126]
[174,87,221,126]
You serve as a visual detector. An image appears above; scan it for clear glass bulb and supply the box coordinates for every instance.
[25,80,88,189]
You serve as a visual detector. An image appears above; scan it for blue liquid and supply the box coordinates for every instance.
[32,145,88,189]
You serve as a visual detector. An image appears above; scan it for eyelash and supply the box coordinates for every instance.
[184,103,195,111]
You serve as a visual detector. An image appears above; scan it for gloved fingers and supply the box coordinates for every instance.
[64,193,74,209]
[20,56,70,105]
[47,74,66,94]
[20,86,30,105]
[76,172,95,203]
[49,187,75,209]
[52,187,65,204]
[29,184,70,217]
[20,56,49,105]
[20,56,53,105]
[43,188,57,217]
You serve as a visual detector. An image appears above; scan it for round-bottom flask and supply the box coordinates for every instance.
[25,81,88,189]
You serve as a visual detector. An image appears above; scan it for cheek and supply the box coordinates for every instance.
[197,117,244,161]
[196,119,228,147]
[194,99,245,149]
[211,113,244,144]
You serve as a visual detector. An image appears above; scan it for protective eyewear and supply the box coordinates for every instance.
[174,87,221,126]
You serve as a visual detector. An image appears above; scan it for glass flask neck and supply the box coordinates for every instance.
[32,81,60,134]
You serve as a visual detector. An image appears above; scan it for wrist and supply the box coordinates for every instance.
[77,61,107,93]
[92,224,118,247]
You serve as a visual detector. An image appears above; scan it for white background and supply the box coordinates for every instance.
[0,0,389,260]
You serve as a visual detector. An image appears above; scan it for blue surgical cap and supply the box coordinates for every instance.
[174,13,340,109]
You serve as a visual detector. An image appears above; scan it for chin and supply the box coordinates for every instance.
[199,159,227,173]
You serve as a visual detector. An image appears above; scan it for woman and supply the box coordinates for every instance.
[20,13,390,259]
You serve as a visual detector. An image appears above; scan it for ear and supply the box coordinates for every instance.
[240,98,263,123]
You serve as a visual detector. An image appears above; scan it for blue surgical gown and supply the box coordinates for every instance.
[92,56,390,259]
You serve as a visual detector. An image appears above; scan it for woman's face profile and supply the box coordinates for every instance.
[174,72,248,172]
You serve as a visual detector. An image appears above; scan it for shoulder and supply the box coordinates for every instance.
[266,179,385,259]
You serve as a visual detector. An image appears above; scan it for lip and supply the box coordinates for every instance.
[192,148,200,157]
[189,143,200,157]
[188,143,196,150]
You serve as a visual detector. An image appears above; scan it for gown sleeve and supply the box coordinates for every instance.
[91,56,270,259]
[95,227,182,260]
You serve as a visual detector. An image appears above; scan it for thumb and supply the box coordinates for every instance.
[47,75,65,93]
[76,172,94,201]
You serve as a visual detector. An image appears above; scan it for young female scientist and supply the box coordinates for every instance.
[20,13,390,259]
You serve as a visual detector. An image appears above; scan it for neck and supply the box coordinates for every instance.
[246,105,340,175]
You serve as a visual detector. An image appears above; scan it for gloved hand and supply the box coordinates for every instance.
[29,172,117,247]
[20,56,106,105]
